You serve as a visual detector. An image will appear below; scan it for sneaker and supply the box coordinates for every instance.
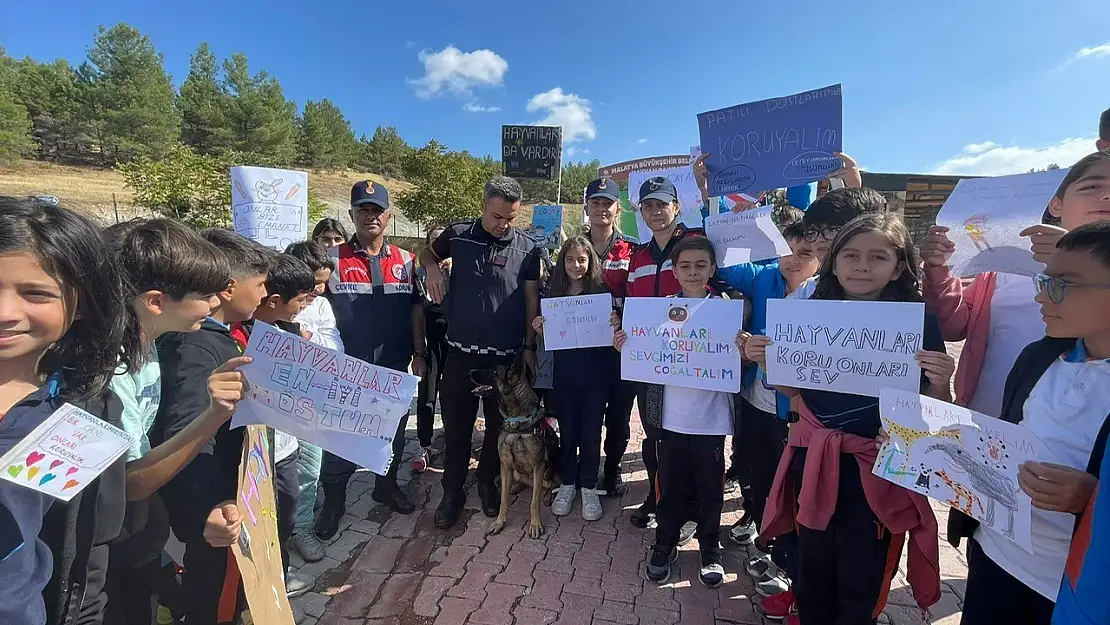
[313,498,345,541]
[600,471,626,498]
[285,570,312,598]
[372,480,416,514]
[291,532,326,563]
[629,498,655,528]
[745,553,773,580]
[728,513,758,545]
[757,589,797,620]
[677,521,697,546]
[699,551,725,588]
[757,572,791,597]
[411,446,431,473]
[580,487,605,521]
[551,484,577,517]
[645,545,678,584]
[724,476,740,495]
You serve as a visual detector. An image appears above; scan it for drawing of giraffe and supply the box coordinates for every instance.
[933,469,983,516]
[882,419,962,448]
[962,214,993,252]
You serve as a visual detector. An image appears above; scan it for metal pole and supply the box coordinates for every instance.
[555,126,564,204]
[112,193,120,223]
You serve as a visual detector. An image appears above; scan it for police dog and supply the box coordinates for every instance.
[470,358,560,538]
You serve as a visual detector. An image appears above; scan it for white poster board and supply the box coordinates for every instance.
[874,387,1042,550]
[629,165,706,241]
[231,166,310,251]
[935,169,1069,277]
[231,322,418,475]
[764,299,924,397]
[541,294,614,351]
[620,297,743,392]
[704,207,792,266]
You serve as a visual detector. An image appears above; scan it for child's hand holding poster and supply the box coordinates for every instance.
[0,403,135,501]
[764,299,924,397]
[873,387,1043,550]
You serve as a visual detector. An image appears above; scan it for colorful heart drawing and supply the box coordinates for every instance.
[26,451,45,466]
[65,467,78,477]
[61,479,79,491]
[6,465,22,478]
[559,330,568,338]
[49,460,63,470]
[39,474,55,486]
[27,466,40,481]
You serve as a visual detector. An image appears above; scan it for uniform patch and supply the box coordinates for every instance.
[392,264,407,281]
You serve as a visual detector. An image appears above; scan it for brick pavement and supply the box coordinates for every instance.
[289,390,972,625]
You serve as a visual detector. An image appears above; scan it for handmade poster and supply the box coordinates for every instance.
[232,425,296,625]
[873,387,1042,550]
[502,125,562,180]
[597,155,693,241]
[621,297,744,392]
[764,299,924,397]
[231,322,419,475]
[628,165,706,237]
[541,294,614,351]
[697,84,843,197]
[704,207,792,266]
[935,169,1070,277]
[231,166,309,251]
[0,403,135,502]
[530,205,563,249]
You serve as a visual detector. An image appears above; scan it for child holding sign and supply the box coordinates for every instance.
[532,236,613,522]
[745,213,954,624]
[614,237,743,589]
[0,198,132,625]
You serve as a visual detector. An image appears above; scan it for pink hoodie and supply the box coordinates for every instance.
[920,266,998,407]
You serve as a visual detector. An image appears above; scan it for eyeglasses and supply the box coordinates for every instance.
[1033,272,1110,304]
[803,227,839,242]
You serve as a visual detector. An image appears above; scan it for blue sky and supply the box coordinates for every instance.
[2,0,1108,175]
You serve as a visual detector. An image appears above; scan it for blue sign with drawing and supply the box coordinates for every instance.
[530,204,563,250]
[697,84,843,196]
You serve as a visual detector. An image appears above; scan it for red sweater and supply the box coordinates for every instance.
[762,397,941,613]
[626,225,709,298]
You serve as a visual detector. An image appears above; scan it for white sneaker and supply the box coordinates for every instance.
[551,484,576,516]
[580,487,605,521]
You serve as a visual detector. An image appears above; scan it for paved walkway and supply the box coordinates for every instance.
[288,406,971,625]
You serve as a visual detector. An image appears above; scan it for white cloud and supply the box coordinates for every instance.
[566,147,591,158]
[636,138,649,145]
[462,101,501,113]
[408,45,507,99]
[526,88,596,143]
[1076,43,1110,59]
[931,137,1096,176]
[405,41,416,49]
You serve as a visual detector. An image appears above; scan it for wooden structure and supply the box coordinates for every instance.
[861,172,977,242]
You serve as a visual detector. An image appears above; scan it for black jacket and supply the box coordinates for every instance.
[947,336,1110,547]
[152,319,243,544]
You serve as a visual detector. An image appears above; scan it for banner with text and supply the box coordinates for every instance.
[541,294,614,351]
[231,323,419,475]
[697,84,843,197]
[628,165,706,235]
[621,297,743,392]
[231,166,309,251]
[936,168,1070,277]
[764,299,924,397]
[597,155,694,241]
[704,206,793,265]
[530,204,564,249]
[503,125,562,180]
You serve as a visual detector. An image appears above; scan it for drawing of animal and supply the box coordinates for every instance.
[470,358,561,539]
[882,419,962,448]
[924,439,1020,539]
[962,214,993,252]
[933,469,983,516]
[254,178,284,202]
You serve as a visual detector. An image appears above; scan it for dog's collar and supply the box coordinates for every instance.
[502,406,543,431]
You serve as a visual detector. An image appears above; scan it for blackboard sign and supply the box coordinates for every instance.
[502,125,562,180]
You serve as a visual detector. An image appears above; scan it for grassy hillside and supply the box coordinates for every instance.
[0,160,581,236]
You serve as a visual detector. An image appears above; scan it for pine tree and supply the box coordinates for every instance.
[221,53,297,166]
[179,42,229,155]
[359,125,410,179]
[11,58,91,162]
[298,98,356,169]
[0,47,34,163]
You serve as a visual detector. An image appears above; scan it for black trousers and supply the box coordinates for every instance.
[960,539,1054,625]
[440,349,510,494]
[105,496,174,625]
[275,450,299,572]
[319,413,409,493]
[655,430,725,554]
[416,313,449,448]
[735,397,788,528]
[181,541,245,625]
[795,461,901,625]
[603,378,636,474]
[638,392,660,502]
[553,382,607,489]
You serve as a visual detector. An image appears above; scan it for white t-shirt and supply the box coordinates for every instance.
[296,296,345,352]
[789,276,818,300]
[975,348,1110,600]
[742,366,778,414]
[967,274,1045,419]
[662,386,734,436]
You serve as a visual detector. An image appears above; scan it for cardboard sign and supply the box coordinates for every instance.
[621,297,744,392]
[502,125,562,180]
[935,169,1070,277]
[697,85,843,196]
[530,204,563,249]
[597,155,693,241]
[628,165,706,235]
[541,294,615,351]
[874,388,1042,550]
[764,299,924,397]
[231,322,418,475]
[0,403,134,501]
[231,166,309,251]
[232,425,295,625]
[704,206,793,266]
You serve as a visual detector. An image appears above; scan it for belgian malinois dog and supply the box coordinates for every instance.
[470,358,560,538]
